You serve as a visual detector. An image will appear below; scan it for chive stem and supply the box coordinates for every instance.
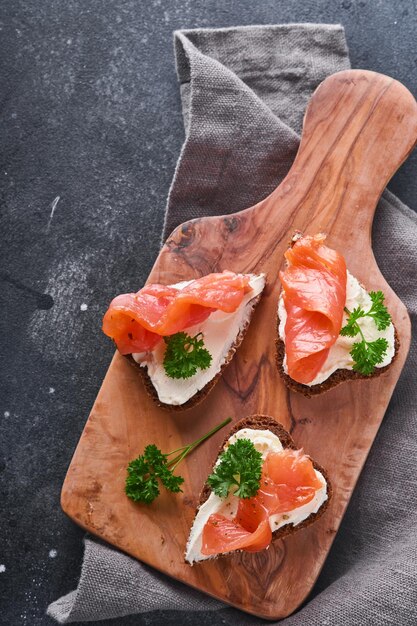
[167,417,232,471]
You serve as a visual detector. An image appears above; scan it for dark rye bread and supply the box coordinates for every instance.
[125,292,263,411]
[276,320,400,398]
[190,414,331,560]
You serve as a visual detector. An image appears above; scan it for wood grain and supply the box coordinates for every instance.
[61,70,417,620]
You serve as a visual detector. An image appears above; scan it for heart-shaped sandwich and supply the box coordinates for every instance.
[277,234,398,397]
[185,415,330,563]
[102,271,265,409]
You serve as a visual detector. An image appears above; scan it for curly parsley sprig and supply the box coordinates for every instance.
[125,417,232,504]
[163,332,212,379]
[340,290,391,375]
[207,438,263,499]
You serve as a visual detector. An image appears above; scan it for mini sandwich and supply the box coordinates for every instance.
[102,271,265,409]
[277,233,398,397]
[185,415,330,564]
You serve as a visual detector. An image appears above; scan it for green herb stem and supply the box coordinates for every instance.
[344,306,366,342]
[167,416,232,471]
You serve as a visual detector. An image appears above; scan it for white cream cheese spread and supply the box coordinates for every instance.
[278,271,395,386]
[185,427,327,564]
[132,274,266,405]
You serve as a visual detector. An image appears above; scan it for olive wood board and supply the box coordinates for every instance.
[61,70,417,620]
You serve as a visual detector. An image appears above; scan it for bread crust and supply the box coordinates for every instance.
[125,293,262,411]
[276,315,400,398]
[190,414,331,561]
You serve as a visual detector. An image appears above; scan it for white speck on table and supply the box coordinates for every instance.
[49,549,57,559]
[80,303,88,311]
[49,387,55,394]
[4,411,10,418]
[0,564,6,573]
[46,196,61,232]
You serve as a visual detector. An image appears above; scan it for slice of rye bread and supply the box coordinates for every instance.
[276,317,400,399]
[125,292,263,411]
[190,414,331,560]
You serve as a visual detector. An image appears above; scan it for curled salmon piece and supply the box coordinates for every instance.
[102,271,252,355]
[201,515,271,556]
[264,449,323,494]
[280,234,347,384]
[201,449,322,556]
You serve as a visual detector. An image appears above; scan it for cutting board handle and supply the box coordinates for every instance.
[159,70,417,282]
[264,70,417,241]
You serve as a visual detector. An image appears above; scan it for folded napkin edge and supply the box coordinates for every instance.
[173,23,345,39]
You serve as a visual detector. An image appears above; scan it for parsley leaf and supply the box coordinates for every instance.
[207,438,263,499]
[351,338,389,375]
[367,291,392,330]
[125,417,231,504]
[163,332,212,379]
[125,448,165,504]
[340,290,391,376]
[340,306,364,337]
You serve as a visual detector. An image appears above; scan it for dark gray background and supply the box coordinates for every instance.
[1,1,416,625]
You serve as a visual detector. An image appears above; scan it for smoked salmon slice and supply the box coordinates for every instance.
[201,449,322,556]
[280,234,347,384]
[201,515,271,556]
[102,271,252,355]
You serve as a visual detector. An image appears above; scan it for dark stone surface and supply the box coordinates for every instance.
[0,1,415,625]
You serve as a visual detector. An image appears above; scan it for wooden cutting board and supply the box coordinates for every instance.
[61,70,417,620]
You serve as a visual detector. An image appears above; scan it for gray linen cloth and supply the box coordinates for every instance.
[48,24,417,625]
